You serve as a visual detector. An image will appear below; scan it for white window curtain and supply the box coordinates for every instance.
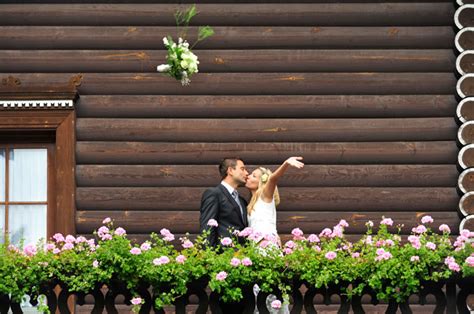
[7,149,47,246]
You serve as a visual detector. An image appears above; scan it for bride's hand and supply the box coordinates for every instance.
[285,156,304,168]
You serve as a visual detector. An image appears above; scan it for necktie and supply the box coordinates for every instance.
[232,190,244,218]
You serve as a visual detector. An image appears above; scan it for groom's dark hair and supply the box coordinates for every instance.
[219,157,244,179]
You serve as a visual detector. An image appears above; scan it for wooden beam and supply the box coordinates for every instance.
[76,118,457,142]
[76,141,458,165]
[0,49,455,73]
[0,26,454,49]
[76,187,459,211]
[76,164,458,188]
[76,95,457,119]
[76,210,460,234]
[0,3,454,26]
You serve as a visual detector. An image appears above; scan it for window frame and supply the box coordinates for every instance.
[0,108,76,237]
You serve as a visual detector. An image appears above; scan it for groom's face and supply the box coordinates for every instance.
[228,160,248,186]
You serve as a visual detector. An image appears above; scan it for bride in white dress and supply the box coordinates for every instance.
[245,156,304,313]
[246,156,304,240]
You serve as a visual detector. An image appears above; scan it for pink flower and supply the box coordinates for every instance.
[338,219,349,228]
[153,256,170,265]
[308,234,320,243]
[352,252,360,258]
[380,217,393,226]
[448,262,460,272]
[375,248,392,261]
[131,297,142,305]
[259,240,270,248]
[365,236,373,245]
[285,240,296,249]
[65,235,76,243]
[410,256,420,262]
[101,234,113,241]
[313,245,321,252]
[62,243,74,251]
[241,257,253,266]
[93,260,99,268]
[207,219,218,227]
[140,242,151,251]
[216,271,227,281]
[239,227,253,237]
[248,231,263,242]
[385,239,395,246]
[182,240,194,249]
[160,228,171,236]
[421,215,434,224]
[45,243,55,251]
[220,237,232,246]
[271,300,282,309]
[97,226,109,237]
[75,236,87,243]
[319,228,332,238]
[102,217,112,224]
[325,251,337,260]
[176,255,186,264]
[466,256,474,267]
[23,243,37,257]
[53,248,61,254]
[230,258,241,267]
[114,227,126,236]
[426,242,436,250]
[412,225,427,234]
[53,233,65,242]
[284,248,293,255]
[331,226,343,238]
[445,256,455,265]
[439,224,451,233]
[291,228,304,240]
[130,247,141,255]
[164,235,175,242]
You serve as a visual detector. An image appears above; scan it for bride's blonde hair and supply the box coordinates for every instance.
[247,167,280,215]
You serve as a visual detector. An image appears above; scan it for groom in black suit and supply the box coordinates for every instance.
[199,157,249,247]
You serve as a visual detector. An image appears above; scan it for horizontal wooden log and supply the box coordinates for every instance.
[0,50,455,73]
[0,0,454,3]
[455,28,474,52]
[457,74,474,98]
[76,118,457,142]
[458,121,474,145]
[76,95,457,119]
[456,97,474,123]
[458,168,474,194]
[458,144,474,169]
[0,3,454,26]
[76,187,459,211]
[0,73,456,95]
[460,215,474,230]
[76,164,458,188]
[459,192,474,216]
[76,141,459,165]
[455,5,474,28]
[75,210,460,234]
[0,27,454,49]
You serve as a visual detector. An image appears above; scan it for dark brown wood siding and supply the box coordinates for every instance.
[0,1,459,239]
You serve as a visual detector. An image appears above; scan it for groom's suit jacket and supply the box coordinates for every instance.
[199,184,248,247]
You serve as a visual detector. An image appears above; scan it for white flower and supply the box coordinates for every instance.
[180,71,191,86]
[162,37,169,46]
[157,64,171,73]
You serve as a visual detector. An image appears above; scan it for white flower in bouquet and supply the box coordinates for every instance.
[156,4,214,86]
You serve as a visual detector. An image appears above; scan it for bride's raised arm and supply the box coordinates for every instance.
[261,156,304,202]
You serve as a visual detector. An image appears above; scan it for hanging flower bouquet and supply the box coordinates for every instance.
[157,5,214,86]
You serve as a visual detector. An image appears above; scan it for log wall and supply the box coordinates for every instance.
[0,1,462,241]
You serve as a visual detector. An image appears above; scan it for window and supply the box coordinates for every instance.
[0,146,53,245]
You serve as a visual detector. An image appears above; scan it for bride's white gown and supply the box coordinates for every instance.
[247,197,288,314]
[248,197,278,237]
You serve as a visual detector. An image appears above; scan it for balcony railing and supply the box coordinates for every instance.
[1,278,473,313]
